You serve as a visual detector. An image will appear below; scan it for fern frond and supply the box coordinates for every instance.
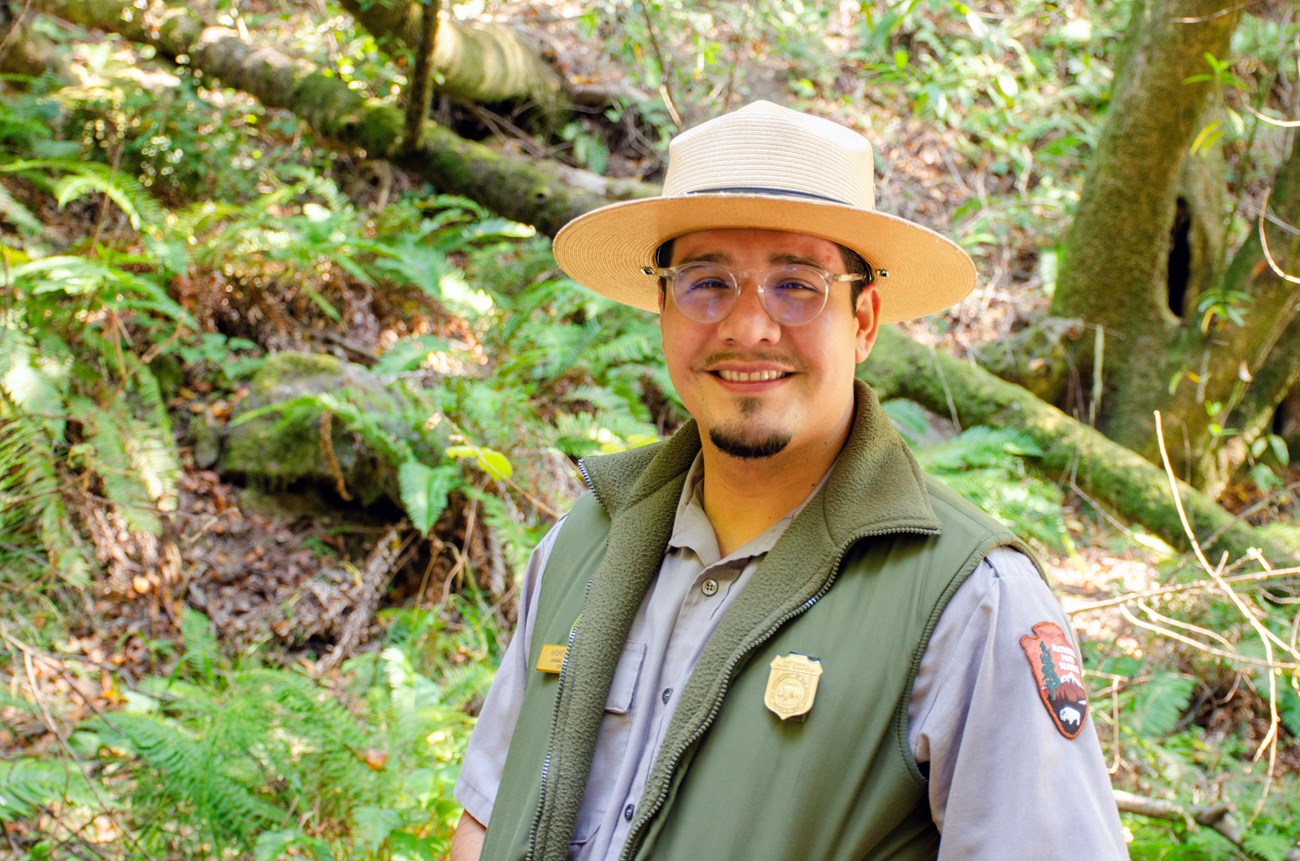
[97,711,283,838]
[0,757,96,823]
[1,158,166,231]
[1128,671,1196,738]
[72,399,163,537]
[0,181,43,235]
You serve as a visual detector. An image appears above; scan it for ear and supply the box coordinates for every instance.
[854,286,881,364]
[657,282,667,314]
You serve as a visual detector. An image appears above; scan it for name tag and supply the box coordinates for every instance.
[536,644,568,674]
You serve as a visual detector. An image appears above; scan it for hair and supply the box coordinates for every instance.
[655,239,872,309]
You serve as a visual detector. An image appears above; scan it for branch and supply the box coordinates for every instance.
[1113,790,1300,860]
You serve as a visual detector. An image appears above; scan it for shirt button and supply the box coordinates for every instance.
[701,578,719,596]
[624,803,635,821]
[661,688,673,704]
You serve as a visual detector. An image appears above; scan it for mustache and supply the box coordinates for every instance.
[700,350,805,370]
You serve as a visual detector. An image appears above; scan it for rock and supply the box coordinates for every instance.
[219,352,442,505]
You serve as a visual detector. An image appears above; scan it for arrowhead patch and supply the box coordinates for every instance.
[1019,621,1089,739]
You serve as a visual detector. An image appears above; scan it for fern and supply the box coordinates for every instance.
[0,758,96,823]
[1128,671,1196,738]
[1,157,167,231]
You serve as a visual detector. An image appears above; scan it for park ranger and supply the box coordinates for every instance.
[450,100,1129,861]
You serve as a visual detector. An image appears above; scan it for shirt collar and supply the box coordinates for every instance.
[667,453,832,567]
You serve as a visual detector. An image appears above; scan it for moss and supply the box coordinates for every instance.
[220,352,442,505]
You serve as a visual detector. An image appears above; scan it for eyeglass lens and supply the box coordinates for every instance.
[671,264,830,325]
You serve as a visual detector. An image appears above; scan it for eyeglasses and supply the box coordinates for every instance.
[641,263,870,326]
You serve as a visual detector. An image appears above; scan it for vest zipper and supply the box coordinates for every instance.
[526,595,584,861]
[616,524,939,861]
[529,459,595,860]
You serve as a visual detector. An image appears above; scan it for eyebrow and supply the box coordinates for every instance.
[676,251,826,268]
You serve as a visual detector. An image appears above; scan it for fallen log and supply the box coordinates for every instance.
[864,327,1299,564]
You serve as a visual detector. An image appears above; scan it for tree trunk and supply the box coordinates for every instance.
[1051,0,1247,480]
[31,0,656,238]
[0,0,68,79]
[863,327,1298,565]
[335,0,565,116]
[1212,133,1300,479]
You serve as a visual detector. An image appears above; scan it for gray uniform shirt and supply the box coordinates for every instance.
[456,458,1129,860]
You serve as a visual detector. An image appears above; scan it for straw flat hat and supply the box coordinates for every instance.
[551,100,976,324]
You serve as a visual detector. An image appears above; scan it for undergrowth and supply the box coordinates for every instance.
[2,2,1299,859]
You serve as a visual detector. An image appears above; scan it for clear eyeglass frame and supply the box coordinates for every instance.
[641,262,870,326]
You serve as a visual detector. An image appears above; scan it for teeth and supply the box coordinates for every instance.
[717,369,785,382]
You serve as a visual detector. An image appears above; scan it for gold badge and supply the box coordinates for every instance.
[535,644,568,674]
[764,653,823,720]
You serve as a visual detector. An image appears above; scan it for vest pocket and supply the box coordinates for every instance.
[572,640,647,844]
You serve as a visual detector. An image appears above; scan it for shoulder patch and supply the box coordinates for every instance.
[1019,621,1089,739]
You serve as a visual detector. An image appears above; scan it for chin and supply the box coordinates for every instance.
[708,428,792,460]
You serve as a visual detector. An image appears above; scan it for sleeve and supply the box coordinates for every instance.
[453,519,566,826]
[909,546,1130,860]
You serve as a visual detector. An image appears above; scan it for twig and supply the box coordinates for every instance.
[1154,411,1288,788]
[1070,565,1300,614]
[635,0,681,128]
[1117,604,1300,670]
[1258,187,1300,285]
[3,632,157,860]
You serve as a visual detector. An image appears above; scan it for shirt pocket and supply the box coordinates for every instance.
[572,641,647,844]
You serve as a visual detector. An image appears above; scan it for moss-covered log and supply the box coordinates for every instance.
[863,327,1298,564]
[336,0,565,115]
[33,0,656,237]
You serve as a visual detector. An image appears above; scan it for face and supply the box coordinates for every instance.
[659,228,881,462]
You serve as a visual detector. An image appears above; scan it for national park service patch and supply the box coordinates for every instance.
[1019,621,1089,739]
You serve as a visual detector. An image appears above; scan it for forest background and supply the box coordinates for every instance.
[2,0,1300,858]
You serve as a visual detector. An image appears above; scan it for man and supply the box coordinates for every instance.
[450,101,1128,860]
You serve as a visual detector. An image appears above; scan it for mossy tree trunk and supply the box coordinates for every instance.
[334,0,566,119]
[1052,0,1299,491]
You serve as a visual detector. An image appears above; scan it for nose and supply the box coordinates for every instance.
[715,274,782,345]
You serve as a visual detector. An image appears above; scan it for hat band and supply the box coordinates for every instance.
[686,186,852,206]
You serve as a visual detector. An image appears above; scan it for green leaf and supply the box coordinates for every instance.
[445,445,513,481]
[1278,685,1300,738]
[1189,121,1223,156]
[398,461,458,536]
[354,806,404,854]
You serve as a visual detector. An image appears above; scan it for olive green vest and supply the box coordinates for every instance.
[481,382,1033,861]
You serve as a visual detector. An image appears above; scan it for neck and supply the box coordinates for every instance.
[699,430,846,557]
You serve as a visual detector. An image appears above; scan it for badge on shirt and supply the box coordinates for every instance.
[1019,621,1089,739]
[765,653,823,720]
[535,644,568,674]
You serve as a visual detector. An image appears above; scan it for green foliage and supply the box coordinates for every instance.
[1127,671,1197,739]
[53,610,479,858]
[0,757,96,824]
[884,406,1068,550]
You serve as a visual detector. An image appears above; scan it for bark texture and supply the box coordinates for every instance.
[864,327,1298,565]
[1051,0,1250,476]
[1051,0,1300,492]
[336,0,565,114]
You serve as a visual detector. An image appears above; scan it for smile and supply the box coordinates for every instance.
[714,369,789,382]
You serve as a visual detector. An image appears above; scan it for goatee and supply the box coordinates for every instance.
[708,427,791,460]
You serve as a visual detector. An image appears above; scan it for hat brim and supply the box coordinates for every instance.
[551,193,976,324]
